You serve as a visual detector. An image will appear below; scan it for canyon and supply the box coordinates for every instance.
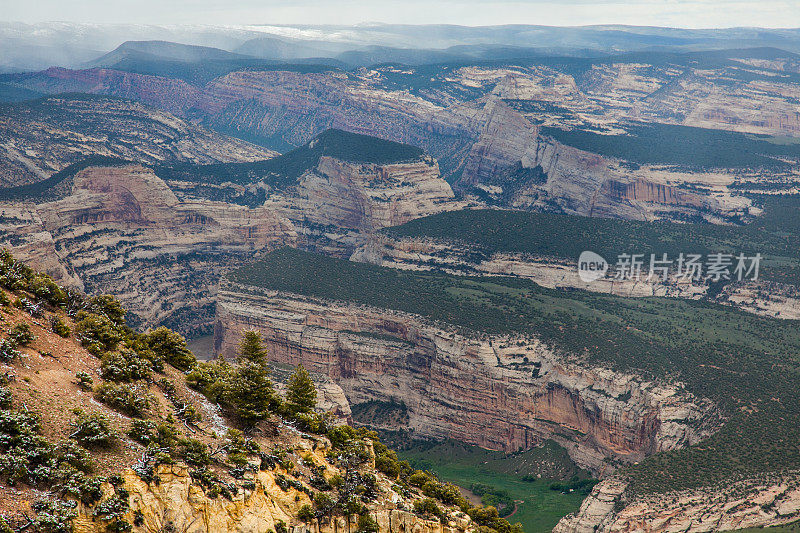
[6,50,799,223]
[212,281,723,476]
[0,144,457,334]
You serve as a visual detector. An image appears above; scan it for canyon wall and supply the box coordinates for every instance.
[351,235,800,320]
[555,474,800,532]
[213,283,722,475]
[0,156,458,333]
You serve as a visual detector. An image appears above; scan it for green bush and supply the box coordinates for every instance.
[413,498,443,520]
[94,383,151,417]
[357,513,379,533]
[75,371,94,391]
[297,504,315,522]
[50,315,71,338]
[76,312,123,356]
[0,338,19,363]
[69,411,115,448]
[7,323,34,346]
[179,438,211,467]
[100,348,152,382]
[144,326,195,371]
[127,419,156,445]
[87,295,126,326]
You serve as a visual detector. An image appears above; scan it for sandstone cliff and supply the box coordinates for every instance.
[555,474,800,532]
[0,154,459,334]
[0,93,276,187]
[213,283,722,476]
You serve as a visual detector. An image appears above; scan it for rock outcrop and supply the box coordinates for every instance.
[0,154,459,333]
[74,462,469,533]
[0,93,275,187]
[555,474,800,532]
[213,283,722,475]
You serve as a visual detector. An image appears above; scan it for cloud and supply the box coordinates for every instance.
[4,0,798,28]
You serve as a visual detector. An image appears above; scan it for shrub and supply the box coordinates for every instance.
[313,492,336,516]
[7,323,34,346]
[180,438,211,467]
[413,498,443,520]
[69,411,115,448]
[100,349,152,382]
[127,419,157,445]
[76,312,123,355]
[186,360,233,402]
[0,339,19,363]
[144,327,195,371]
[50,316,71,338]
[94,383,151,417]
[31,499,78,533]
[297,504,315,522]
[0,387,12,409]
[75,371,93,391]
[357,513,379,533]
[87,295,126,326]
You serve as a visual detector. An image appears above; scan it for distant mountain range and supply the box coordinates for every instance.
[3,21,800,72]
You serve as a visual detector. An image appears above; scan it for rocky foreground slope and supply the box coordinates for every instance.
[0,252,520,533]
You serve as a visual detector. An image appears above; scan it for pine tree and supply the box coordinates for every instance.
[238,331,267,364]
[287,364,317,414]
[224,361,274,426]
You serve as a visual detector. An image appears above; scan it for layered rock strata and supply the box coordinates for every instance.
[213,283,722,475]
[0,157,458,333]
[555,474,800,532]
[351,235,798,320]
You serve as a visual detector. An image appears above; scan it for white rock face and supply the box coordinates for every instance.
[556,474,800,533]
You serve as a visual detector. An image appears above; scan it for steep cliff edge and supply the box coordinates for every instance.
[0,132,461,333]
[213,281,721,476]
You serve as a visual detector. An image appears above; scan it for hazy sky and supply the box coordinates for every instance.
[5,0,800,28]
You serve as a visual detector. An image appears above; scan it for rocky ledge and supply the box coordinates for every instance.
[555,474,800,532]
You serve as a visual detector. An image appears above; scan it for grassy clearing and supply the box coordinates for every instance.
[398,440,588,533]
